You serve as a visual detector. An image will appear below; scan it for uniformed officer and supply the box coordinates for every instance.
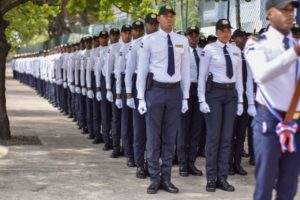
[177,26,204,177]
[245,0,300,199]
[86,36,102,142]
[125,13,159,179]
[96,31,112,147]
[229,29,256,176]
[104,28,121,152]
[137,5,190,194]
[114,24,134,166]
[198,19,243,192]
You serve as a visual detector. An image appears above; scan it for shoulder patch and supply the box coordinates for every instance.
[249,34,266,42]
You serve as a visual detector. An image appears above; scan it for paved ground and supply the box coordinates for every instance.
[0,67,298,200]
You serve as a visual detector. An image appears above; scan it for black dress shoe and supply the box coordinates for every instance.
[188,164,203,176]
[249,157,255,166]
[206,180,217,192]
[127,158,136,167]
[82,127,88,134]
[87,134,95,140]
[228,164,235,175]
[136,167,147,179]
[216,179,235,192]
[102,143,113,151]
[234,165,247,176]
[242,149,250,158]
[110,148,121,158]
[160,181,179,193]
[147,181,161,194]
[92,136,103,144]
[179,166,188,177]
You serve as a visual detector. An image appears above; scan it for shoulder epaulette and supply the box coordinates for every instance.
[249,34,266,41]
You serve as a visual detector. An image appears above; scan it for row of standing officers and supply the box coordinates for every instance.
[12,3,293,198]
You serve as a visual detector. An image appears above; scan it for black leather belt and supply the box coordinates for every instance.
[191,82,198,88]
[212,81,235,89]
[152,80,180,89]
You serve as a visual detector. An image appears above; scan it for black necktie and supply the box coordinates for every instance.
[242,52,247,90]
[223,45,233,79]
[167,34,175,76]
[193,48,200,77]
[283,37,290,50]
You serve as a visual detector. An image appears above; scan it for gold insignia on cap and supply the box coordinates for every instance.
[114,28,117,31]
[151,14,156,18]
[191,26,196,30]
[222,19,229,25]
[295,24,300,28]
[166,5,172,9]
[136,21,141,25]
[240,28,245,32]
[102,31,105,34]
[125,25,130,28]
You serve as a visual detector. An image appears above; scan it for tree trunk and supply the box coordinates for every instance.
[235,0,241,29]
[180,0,184,30]
[0,14,11,140]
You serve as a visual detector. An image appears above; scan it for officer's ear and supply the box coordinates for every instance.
[266,8,274,21]
[157,15,161,23]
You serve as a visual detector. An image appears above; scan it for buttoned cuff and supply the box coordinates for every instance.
[137,92,145,100]
[126,87,132,94]
[238,95,244,103]
[183,91,189,100]
[198,94,206,102]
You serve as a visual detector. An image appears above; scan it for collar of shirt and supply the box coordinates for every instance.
[158,29,175,39]
[216,39,230,48]
[267,26,293,43]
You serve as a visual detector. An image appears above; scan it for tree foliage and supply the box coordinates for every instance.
[4,1,59,51]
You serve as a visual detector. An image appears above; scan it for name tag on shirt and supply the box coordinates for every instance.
[175,44,183,48]
[233,52,239,57]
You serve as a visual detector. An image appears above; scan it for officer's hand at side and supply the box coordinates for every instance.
[70,85,75,93]
[75,87,81,94]
[63,82,67,88]
[115,98,122,109]
[199,102,210,113]
[181,99,188,113]
[106,91,113,102]
[138,99,147,115]
[237,103,244,116]
[247,104,257,117]
[294,45,300,56]
[96,91,102,101]
[87,90,94,99]
[127,98,136,109]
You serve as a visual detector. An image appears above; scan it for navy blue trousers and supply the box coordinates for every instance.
[100,77,112,145]
[205,87,237,181]
[146,86,182,182]
[177,84,205,166]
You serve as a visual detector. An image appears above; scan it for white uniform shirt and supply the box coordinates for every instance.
[125,36,144,93]
[189,46,202,83]
[245,26,300,111]
[115,42,131,94]
[94,45,109,88]
[137,29,190,100]
[104,41,123,89]
[198,40,244,103]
